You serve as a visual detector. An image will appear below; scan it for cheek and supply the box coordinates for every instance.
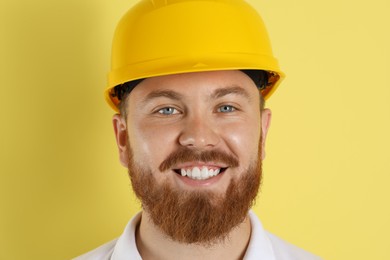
[220,117,261,164]
[128,118,179,169]
[229,125,260,152]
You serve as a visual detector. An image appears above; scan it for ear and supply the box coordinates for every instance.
[112,114,129,167]
[260,108,272,160]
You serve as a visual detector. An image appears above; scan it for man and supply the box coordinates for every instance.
[75,0,321,259]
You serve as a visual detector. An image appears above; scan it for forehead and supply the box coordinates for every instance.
[128,70,259,101]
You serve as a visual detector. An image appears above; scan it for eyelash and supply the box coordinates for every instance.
[217,105,236,113]
[155,104,238,116]
[157,107,180,115]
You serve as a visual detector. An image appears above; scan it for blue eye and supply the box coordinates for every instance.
[158,107,178,115]
[218,105,236,113]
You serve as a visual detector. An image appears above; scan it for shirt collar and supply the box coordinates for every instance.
[111,212,142,260]
[243,211,276,260]
[111,211,275,260]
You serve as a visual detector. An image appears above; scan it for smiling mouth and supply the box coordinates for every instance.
[173,167,228,180]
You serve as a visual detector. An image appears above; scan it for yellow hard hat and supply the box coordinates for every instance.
[106,0,285,112]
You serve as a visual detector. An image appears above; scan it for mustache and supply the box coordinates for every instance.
[159,147,239,172]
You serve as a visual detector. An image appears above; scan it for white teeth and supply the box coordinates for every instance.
[200,167,208,179]
[179,167,222,180]
[192,167,201,179]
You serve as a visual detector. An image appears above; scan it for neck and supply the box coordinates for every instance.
[136,211,252,260]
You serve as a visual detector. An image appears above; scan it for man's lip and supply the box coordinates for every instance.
[175,169,226,186]
[172,161,228,170]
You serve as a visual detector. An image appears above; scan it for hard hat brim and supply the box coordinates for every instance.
[105,52,285,112]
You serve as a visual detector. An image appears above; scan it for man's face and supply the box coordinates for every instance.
[113,70,271,244]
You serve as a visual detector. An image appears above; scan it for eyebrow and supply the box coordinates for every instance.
[211,85,251,101]
[141,85,251,104]
[141,89,184,104]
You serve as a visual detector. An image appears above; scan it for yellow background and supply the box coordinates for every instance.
[1,0,389,259]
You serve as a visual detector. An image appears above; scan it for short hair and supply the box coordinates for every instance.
[114,70,268,117]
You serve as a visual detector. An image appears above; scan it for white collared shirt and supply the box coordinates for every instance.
[74,211,321,260]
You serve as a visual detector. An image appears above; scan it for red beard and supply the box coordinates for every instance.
[127,139,262,246]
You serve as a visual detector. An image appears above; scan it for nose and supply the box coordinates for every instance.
[178,114,220,149]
